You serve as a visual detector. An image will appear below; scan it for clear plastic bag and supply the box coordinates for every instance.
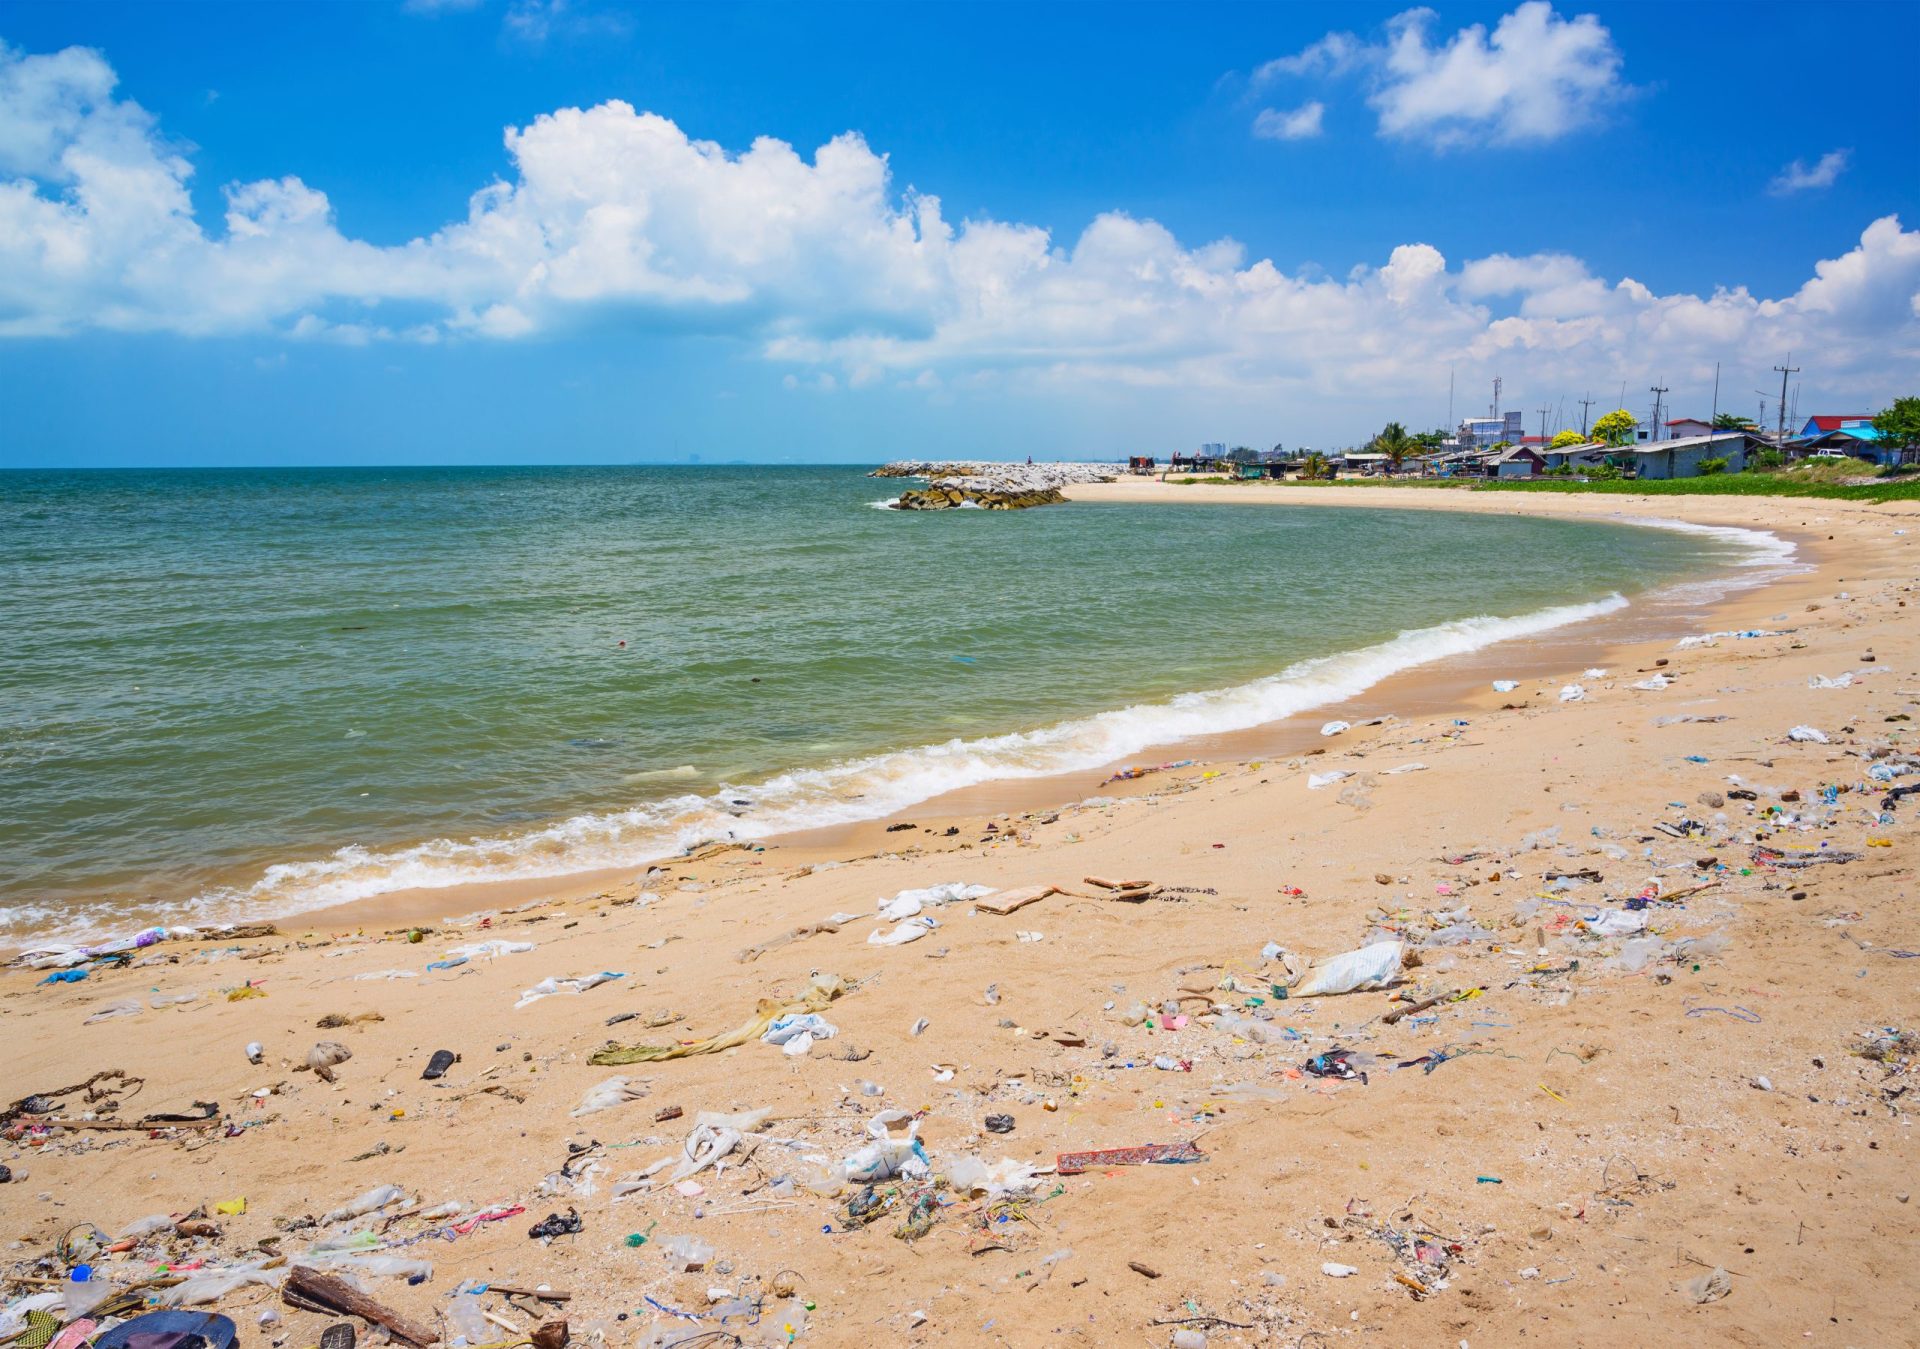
[159,1261,283,1306]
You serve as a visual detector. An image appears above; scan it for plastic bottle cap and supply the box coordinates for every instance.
[71,1266,92,1283]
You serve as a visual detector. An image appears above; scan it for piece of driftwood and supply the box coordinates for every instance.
[1101,886,1153,903]
[283,1265,439,1346]
[1381,992,1452,1025]
[1084,876,1149,891]
[46,1116,223,1133]
[489,1286,570,1302]
[974,884,1060,916]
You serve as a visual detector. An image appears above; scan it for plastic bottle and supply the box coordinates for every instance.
[63,1270,111,1319]
[320,1184,406,1225]
[446,1292,488,1346]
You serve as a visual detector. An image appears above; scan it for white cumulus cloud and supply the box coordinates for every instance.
[1252,101,1325,141]
[1769,148,1850,196]
[1,37,1916,421]
[1254,2,1628,148]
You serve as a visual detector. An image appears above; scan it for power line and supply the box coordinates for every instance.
[1578,394,1596,436]
[1649,382,1669,443]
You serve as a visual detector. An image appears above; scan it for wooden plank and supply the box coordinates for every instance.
[973,884,1060,916]
[283,1265,439,1346]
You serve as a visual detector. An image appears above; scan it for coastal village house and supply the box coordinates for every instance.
[1665,417,1716,439]
[1541,441,1613,472]
[1798,414,1874,439]
[1629,431,1755,479]
[1790,415,1915,467]
[1493,445,1545,477]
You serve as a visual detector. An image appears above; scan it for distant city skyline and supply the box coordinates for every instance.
[1,0,1916,466]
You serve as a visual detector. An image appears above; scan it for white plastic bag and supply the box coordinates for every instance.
[570,1075,650,1117]
[515,970,624,1008]
[843,1110,928,1182]
[867,917,936,946]
[447,939,535,959]
[761,1013,838,1046]
[1289,940,1403,997]
[321,1183,407,1226]
[672,1125,743,1181]
[1581,909,1646,937]
[946,1156,1041,1198]
[877,883,991,920]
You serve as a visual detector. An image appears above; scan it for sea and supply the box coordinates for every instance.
[0,466,1785,943]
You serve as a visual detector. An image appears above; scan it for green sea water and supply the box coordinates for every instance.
[0,466,1771,941]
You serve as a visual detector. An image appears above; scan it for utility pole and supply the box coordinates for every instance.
[1537,407,1550,444]
[1492,375,1502,421]
[1447,365,1455,432]
[1773,355,1800,443]
[1650,382,1669,443]
[1710,361,1720,432]
[1578,394,1596,436]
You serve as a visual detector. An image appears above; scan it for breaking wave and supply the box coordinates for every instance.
[95,589,1647,933]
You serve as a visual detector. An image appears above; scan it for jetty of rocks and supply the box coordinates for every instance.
[873,460,1116,509]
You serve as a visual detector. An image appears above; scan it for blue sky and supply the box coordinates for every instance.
[2,0,1916,465]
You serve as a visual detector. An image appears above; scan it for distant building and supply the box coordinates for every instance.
[1492,446,1545,478]
[1200,441,1228,457]
[1541,441,1613,472]
[1666,417,1715,440]
[1459,411,1525,450]
[1791,423,1917,467]
[1630,432,1755,479]
[1798,415,1874,438]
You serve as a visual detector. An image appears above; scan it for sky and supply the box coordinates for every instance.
[1,0,1916,466]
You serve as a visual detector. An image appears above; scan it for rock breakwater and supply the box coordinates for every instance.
[873,460,1116,509]
[892,484,1067,510]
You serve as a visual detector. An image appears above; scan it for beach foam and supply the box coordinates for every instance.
[87,588,1642,934]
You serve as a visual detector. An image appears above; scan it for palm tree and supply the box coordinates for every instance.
[1712,413,1757,430]
[1300,451,1331,481]
[1371,421,1414,474]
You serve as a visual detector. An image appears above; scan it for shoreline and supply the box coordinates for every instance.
[5,477,1917,1345]
[6,484,1850,952]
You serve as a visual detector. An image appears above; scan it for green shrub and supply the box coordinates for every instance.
[1698,457,1728,476]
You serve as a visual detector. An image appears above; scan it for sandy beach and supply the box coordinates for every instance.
[6,481,1918,1349]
